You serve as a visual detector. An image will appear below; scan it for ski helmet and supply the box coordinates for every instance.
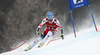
[46,12,54,19]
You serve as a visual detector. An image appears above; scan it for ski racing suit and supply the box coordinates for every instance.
[30,18,63,48]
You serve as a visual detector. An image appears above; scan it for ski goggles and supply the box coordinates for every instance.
[48,19,53,22]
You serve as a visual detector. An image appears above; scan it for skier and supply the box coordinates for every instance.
[25,12,64,51]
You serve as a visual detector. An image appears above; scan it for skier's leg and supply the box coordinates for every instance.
[38,31,54,47]
[42,31,54,43]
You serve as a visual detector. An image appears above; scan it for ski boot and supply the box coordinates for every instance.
[38,43,44,48]
[24,45,31,51]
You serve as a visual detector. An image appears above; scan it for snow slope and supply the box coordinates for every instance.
[0,27,100,55]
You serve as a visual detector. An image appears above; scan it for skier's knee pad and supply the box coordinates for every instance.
[48,31,54,35]
[46,31,54,37]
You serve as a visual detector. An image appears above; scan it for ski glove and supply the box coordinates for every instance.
[36,31,39,35]
[36,28,40,35]
[61,33,64,40]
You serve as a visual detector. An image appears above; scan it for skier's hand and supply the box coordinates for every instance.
[61,33,64,40]
[36,31,39,35]
[36,28,40,36]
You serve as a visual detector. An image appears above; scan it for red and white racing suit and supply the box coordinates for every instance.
[38,18,63,39]
[30,18,63,48]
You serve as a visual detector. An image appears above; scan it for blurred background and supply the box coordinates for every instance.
[0,0,100,53]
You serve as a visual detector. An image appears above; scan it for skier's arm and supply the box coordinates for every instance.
[36,18,47,35]
[56,20,64,39]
